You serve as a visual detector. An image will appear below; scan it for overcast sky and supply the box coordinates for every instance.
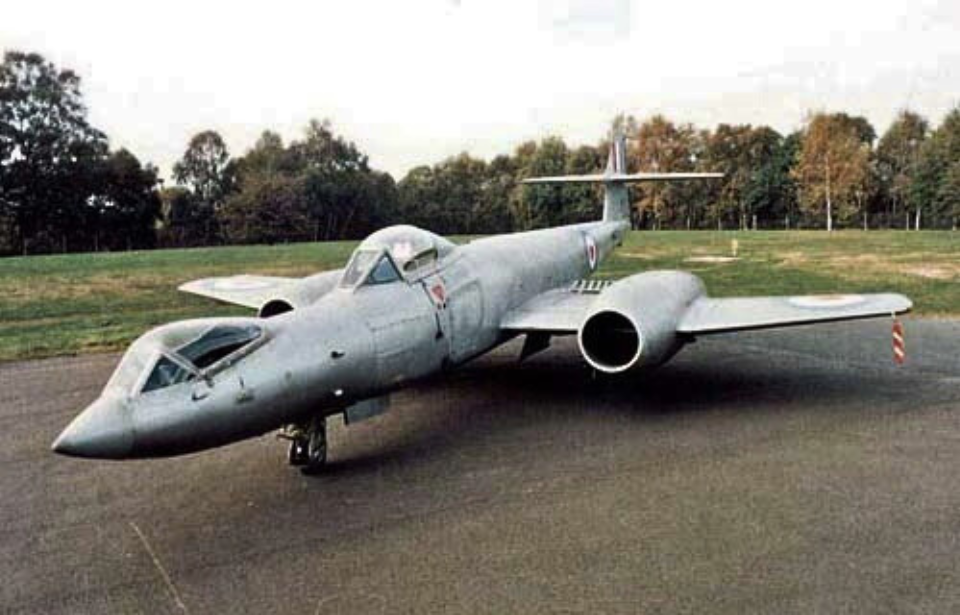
[3,0,958,179]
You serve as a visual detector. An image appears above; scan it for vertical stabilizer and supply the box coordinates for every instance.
[603,132,630,223]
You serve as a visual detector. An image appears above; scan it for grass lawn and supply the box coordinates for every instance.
[0,230,956,362]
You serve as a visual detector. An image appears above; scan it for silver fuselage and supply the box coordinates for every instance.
[54,220,627,458]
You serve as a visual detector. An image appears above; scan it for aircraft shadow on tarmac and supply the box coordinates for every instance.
[160,339,913,548]
[312,340,895,479]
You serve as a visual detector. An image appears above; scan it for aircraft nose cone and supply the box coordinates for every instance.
[52,396,134,459]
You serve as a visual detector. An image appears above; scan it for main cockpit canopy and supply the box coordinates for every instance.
[340,225,456,287]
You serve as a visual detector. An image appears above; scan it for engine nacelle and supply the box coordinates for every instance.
[578,271,705,373]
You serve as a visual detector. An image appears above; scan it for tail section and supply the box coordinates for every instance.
[521,131,723,224]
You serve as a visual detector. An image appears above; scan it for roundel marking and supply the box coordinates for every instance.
[211,276,275,292]
[583,233,598,271]
[788,294,865,309]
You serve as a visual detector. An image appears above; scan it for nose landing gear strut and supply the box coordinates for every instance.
[281,415,327,474]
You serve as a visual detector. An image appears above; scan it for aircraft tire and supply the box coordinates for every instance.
[301,416,327,474]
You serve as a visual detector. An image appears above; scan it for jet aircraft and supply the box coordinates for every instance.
[52,135,912,472]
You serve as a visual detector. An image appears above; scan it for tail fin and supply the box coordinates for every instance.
[521,131,723,223]
[603,132,630,222]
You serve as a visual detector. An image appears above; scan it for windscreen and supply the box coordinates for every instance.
[366,255,401,285]
[340,249,378,287]
[106,343,155,394]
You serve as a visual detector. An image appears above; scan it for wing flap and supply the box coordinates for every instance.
[679,293,912,335]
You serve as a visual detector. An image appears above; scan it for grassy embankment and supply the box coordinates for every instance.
[0,231,956,362]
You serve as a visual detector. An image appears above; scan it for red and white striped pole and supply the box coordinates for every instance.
[892,317,906,365]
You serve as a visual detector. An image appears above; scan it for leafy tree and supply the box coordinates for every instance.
[792,112,873,230]
[703,125,782,229]
[172,130,234,244]
[234,131,299,178]
[561,145,603,224]
[877,110,928,225]
[223,130,303,243]
[158,187,206,247]
[436,153,487,233]
[833,112,877,146]
[744,131,801,228]
[86,149,161,251]
[0,50,108,253]
[221,120,396,243]
[219,174,310,244]
[934,160,960,230]
[632,116,701,229]
[397,165,437,230]
[514,137,570,229]
[353,170,399,237]
[292,119,372,240]
[474,154,518,234]
[397,153,487,234]
[909,106,960,229]
[507,141,538,230]
[173,130,234,204]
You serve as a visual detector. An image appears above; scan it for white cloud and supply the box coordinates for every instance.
[2,0,958,178]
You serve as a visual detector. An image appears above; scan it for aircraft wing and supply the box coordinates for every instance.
[501,287,911,336]
[180,269,344,311]
[499,287,597,333]
[677,293,912,335]
[178,275,299,309]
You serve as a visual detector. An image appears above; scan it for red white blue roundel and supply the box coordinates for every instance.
[207,276,275,292]
[788,294,865,309]
[583,233,598,271]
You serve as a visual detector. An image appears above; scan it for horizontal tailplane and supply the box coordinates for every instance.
[521,132,723,223]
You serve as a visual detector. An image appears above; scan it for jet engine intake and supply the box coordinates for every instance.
[578,271,705,373]
[257,269,345,318]
[258,299,295,318]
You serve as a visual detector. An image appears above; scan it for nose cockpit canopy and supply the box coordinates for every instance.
[106,318,265,397]
[340,225,456,287]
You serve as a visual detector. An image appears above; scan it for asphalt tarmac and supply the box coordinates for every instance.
[4,319,960,614]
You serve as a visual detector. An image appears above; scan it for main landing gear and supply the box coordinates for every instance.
[281,415,327,474]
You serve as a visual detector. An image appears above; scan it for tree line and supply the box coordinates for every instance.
[1,50,958,256]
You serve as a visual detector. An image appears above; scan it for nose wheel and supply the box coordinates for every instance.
[283,415,327,474]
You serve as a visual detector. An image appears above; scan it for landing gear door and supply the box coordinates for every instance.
[419,273,451,358]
